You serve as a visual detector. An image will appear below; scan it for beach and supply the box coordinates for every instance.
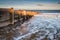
[0,9,60,40]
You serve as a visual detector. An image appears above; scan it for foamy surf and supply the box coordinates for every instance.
[13,13,60,40]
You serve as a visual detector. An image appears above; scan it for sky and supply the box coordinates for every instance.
[0,0,60,10]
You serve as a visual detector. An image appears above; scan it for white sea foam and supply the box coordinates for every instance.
[14,13,60,40]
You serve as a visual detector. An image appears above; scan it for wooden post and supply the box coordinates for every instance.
[17,10,22,21]
[23,10,27,21]
[9,7,14,25]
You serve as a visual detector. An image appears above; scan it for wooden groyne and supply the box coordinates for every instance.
[0,8,39,40]
[0,8,38,27]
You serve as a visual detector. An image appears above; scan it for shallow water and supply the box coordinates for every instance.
[14,13,60,40]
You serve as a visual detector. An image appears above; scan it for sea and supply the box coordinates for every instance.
[27,10,60,13]
[14,10,60,40]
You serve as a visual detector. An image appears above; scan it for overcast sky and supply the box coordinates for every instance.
[0,0,60,10]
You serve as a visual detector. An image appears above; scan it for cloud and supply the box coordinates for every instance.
[37,4,43,6]
[57,2,60,4]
